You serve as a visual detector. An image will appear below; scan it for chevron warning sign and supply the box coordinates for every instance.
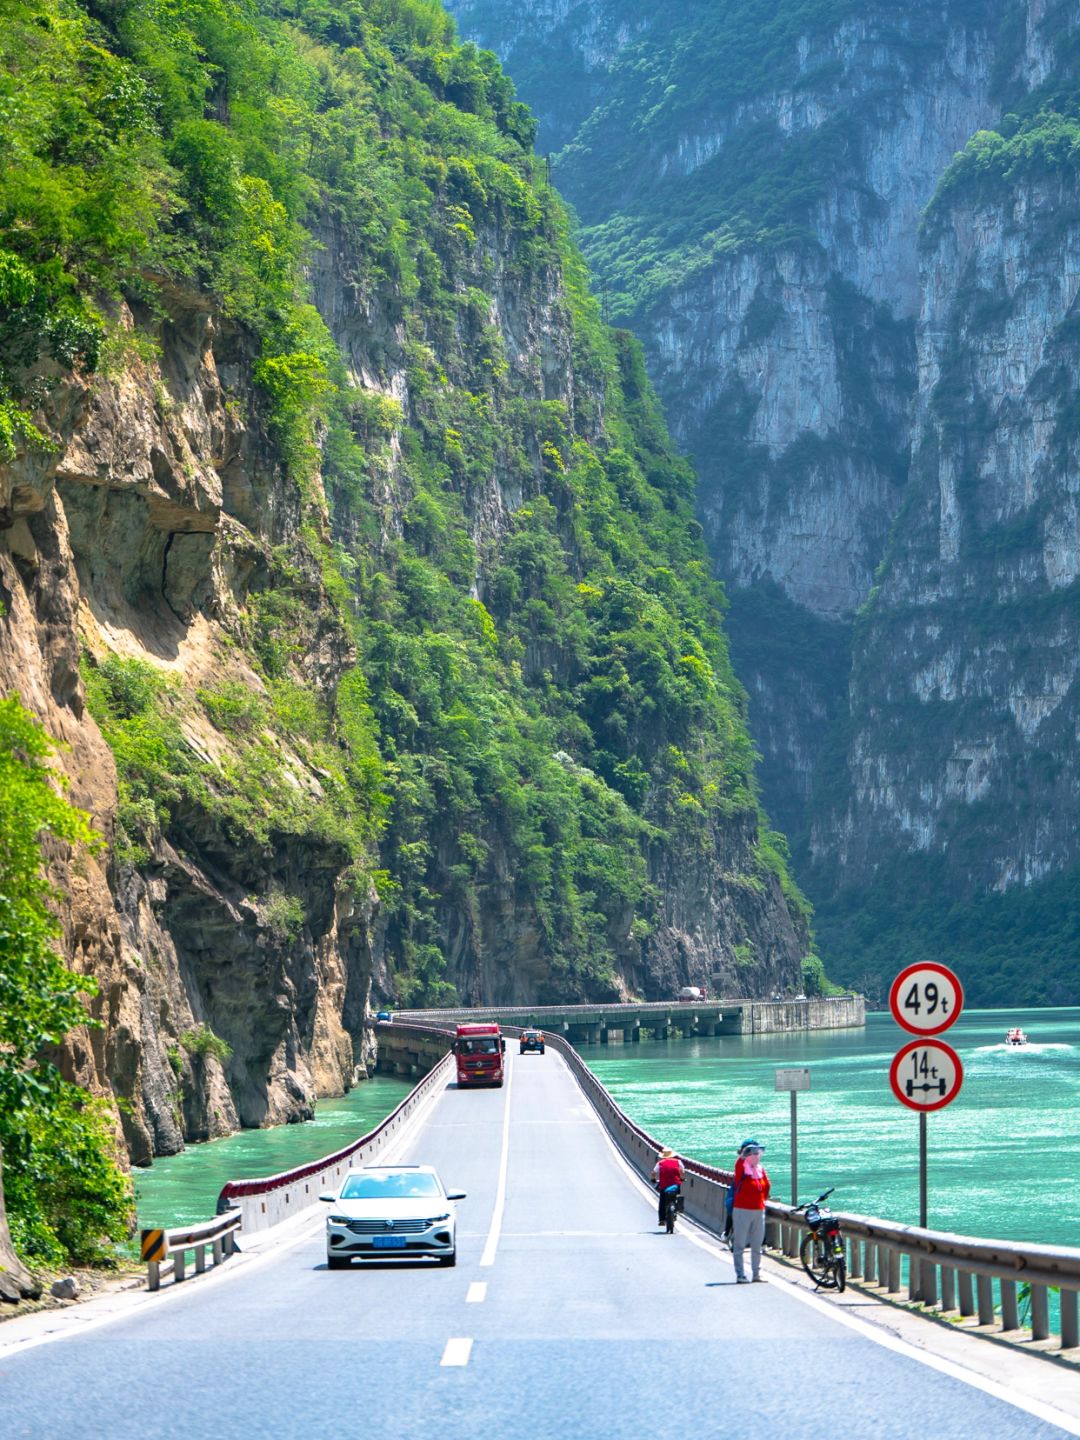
[141,1228,168,1262]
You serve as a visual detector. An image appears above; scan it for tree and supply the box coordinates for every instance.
[0,696,97,1298]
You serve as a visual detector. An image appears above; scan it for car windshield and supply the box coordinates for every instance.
[340,1172,442,1200]
[459,1038,498,1054]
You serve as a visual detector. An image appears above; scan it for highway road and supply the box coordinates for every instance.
[2,1050,1075,1439]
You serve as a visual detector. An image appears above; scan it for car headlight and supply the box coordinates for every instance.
[327,1214,350,1225]
[426,1213,451,1225]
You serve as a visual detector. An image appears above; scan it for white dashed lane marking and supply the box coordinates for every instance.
[440,1337,473,1367]
[466,1282,487,1303]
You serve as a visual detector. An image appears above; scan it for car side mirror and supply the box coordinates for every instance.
[452,1041,460,1055]
[501,1038,506,1053]
[319,1192,336,1203]
[446,1191,467,1201]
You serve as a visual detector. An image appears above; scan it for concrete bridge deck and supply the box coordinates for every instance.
[3,1048,1074,1439]
[398,992,864,1042]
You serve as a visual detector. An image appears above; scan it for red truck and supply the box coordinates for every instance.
[454,1022,506,1088]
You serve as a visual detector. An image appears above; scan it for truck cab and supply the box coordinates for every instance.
[454,1023,505,1088]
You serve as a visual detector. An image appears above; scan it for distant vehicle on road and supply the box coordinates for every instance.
[375,1010,392,1021]
[320,1165,466,1269]
[519,1028,545,1055]
[677,986,705,1001]
[454,1022,505,1087]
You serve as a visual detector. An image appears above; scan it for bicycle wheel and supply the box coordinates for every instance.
[833,1256,846,1293]
[665,1198,676,1233]
[799,1230,836,1288]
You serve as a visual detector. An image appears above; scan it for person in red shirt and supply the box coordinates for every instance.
[731,1139,770,1283]
[651,1146,686,1225]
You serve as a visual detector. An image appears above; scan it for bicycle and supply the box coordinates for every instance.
[795,1187,846,1292]
[661,1184,683,1234]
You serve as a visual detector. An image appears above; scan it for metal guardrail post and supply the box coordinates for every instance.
[976,1273,995,1326]
[908,1256,920,1302]
[1000,1279,1019,1330]
[957,1268,975,1316]
[849,1238,862,1279]
[174,1250,187,1283]
[887,1247,901,1294]
[921,1259,937,1308]
[863,1241,876,1286]
[1062,1289,1079,1350]
[940,1264,955,1312]
[1031,1284,1050,1341]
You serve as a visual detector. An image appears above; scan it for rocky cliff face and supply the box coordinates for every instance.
[447,0,1080,1001]
[0,297,373,1162]
[1,0,810,1163]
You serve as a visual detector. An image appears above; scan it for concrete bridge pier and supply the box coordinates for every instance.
[602,1028,624,1045]
[630,1022,641,1043]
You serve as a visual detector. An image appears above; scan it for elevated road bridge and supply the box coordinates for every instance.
[3,1040,1076,1438]
[397,992,864,1043]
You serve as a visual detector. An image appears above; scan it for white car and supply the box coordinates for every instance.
[320,1165,465,1269]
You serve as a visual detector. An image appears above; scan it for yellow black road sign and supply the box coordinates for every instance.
[141,1228,168,1263]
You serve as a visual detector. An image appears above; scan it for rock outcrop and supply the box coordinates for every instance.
[1,297,372,1161]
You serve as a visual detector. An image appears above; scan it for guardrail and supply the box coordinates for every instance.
[540,1029,1080,1357]
[140,1211,241,1291]
[215,1024,455,1234]
[196,1014,1078,1357]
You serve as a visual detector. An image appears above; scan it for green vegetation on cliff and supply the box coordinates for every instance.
[452,0,1004,321]
[1,0,805,1027]
[0,698,132,1266]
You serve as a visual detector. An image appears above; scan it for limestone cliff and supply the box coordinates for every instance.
[447,0,1080,1001]
[1,296,373,1161]
[0,0,809,1162]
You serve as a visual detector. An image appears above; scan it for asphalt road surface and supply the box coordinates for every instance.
[2,1051,1073,1439]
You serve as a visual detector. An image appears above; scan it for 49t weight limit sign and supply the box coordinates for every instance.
[889,962,964,1037]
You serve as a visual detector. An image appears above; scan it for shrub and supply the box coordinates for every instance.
[179,1025,232,1064]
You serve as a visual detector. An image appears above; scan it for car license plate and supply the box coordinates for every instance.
[372,1235,407,1250]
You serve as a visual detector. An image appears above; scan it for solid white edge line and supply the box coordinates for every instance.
[0,1061,454,1360]
[479,1055,513,1268]
[466,1282,487,1303]
[562,1049,1080,1440]
[440,1337,473,1367]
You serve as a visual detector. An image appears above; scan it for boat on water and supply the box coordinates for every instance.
[1004,1027,1030,1047]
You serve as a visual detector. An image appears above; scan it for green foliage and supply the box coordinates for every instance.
[262,889,305,943]
[179,1024,233,1063]
[816,855,1080,1007]
[0,696,132,1265]
[9,0,805,1018]
[3,1089,133,1267]
[926,110,1080,225]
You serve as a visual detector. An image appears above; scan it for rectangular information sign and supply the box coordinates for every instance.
[774,1067,811,1092]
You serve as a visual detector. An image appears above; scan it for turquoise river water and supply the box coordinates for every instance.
[134,1007,1077,1251]
[133,1074,413,1231]
[582,1007,1079,1247]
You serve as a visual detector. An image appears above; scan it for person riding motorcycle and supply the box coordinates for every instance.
[651,1146,686,1225]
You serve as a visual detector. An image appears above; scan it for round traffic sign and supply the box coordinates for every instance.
[889,1039,963,1112]
[889,962,963,1036]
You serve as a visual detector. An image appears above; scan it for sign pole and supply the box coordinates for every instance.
[919,1111,928,1229]
[774,1068,810,1206]
[791,1089,798,1206]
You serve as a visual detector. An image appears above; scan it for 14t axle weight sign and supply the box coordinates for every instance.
[889,1038,964,1112]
